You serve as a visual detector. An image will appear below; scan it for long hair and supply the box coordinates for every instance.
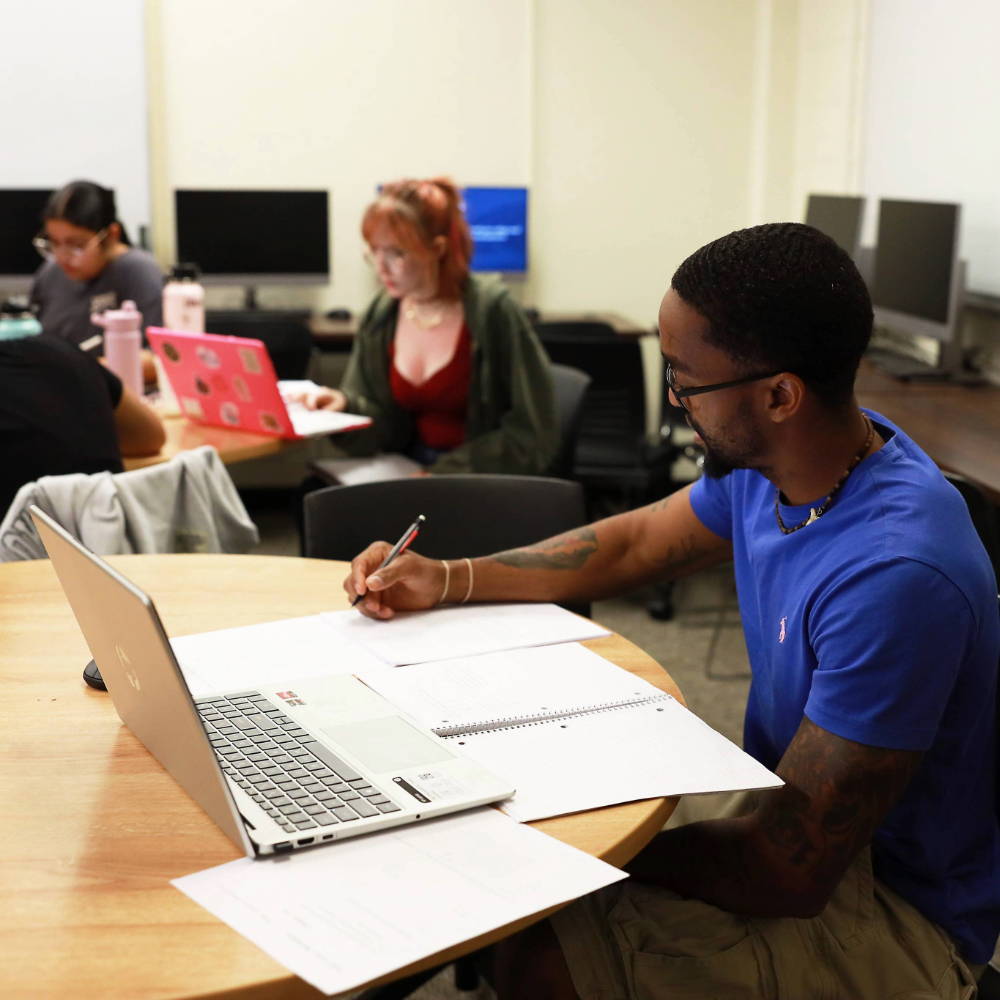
[362,177,472,299]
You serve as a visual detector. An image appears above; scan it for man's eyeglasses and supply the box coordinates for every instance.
[33,228,109,264]
[665,363,783,412]
[362,246,407,273]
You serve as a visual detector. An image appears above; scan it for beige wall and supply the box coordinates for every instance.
[525,0,758,325]
[147,0,795,325]
[147,0,532,313]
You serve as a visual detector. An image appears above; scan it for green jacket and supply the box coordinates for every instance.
[337,275,558,475]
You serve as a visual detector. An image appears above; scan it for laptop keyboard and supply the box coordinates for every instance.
[195,691,401,835]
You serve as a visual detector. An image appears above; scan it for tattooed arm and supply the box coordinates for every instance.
[346,483,731,616]
[625,716,923,918]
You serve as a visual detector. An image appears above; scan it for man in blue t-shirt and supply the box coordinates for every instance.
[344,223,1000,999]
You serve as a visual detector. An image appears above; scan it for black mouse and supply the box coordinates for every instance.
[83,659,107,691]
[325,308,352,321]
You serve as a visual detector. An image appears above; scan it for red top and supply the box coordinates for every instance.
[389,323,471,451]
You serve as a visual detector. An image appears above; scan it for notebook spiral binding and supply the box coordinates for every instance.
[434,692,674,739]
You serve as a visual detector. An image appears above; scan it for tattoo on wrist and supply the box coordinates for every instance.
[490,527,598,570]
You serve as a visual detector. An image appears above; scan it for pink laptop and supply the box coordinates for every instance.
[146,328,371,440]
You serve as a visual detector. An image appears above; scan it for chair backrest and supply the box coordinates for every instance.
[548,364,591,479]
[943,472,1000,826]
[543,339,647,467]
[534,320,617,342]
[205,316,313,380]
[303,475,590,616]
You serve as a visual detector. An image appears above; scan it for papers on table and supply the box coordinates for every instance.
[361,642,664,732]
[321,602,610,666]
[361,643,782,822]
[170,614,387,698]
[444,697,783,822]
[312,453,424,485]
[172,807,626,997]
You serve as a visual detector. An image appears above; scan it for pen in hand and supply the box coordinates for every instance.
[351,514,426,608]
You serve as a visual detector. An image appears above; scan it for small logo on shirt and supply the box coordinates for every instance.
[778,617,787,644]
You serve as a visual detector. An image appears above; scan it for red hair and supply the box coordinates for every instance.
[361,177,473,300]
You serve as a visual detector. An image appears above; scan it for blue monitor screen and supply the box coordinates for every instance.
[463,187,528,273]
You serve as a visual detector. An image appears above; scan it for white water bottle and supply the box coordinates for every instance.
[91,300,144,397]
[162,263,205,332]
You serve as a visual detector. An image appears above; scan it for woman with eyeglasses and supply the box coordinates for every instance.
[299,177,557,475]
[30,180,163,383]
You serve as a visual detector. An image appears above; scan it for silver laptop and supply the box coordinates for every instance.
[31,506,514,856]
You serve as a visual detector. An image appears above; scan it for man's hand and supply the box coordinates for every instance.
[345,543,446,619]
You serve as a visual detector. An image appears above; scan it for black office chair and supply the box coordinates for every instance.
[543,338,675,508]
[547,363,591,479]
[534,320,617,341]
[304,475,590,619]
[205,312,314,380]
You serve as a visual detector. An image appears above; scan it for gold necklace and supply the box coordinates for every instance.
[775,413,875,535]
[403,299,444,330]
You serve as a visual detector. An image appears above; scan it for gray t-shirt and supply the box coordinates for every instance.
[30,248,163,354]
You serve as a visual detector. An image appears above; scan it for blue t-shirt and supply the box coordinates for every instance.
[689,410,1000,962]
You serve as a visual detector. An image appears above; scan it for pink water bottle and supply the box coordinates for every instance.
[91,300,144,397]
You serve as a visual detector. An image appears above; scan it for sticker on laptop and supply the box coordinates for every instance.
[161,341,181,363]
[181,397,204,418]
[233,376,251,401]
[397,771,470,802]
[238,348,261,374]
[219,401,241,426]
[194,375,211,396]
[196,345,221,369]
[259,411,282,433]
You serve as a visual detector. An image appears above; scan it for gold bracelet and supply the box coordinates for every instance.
[460,557,474,604]
[437,560,450,605]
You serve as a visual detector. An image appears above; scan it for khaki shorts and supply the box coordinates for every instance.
[551,792,983,1000]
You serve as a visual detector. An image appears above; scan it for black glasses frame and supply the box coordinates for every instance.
[665,363,784,412]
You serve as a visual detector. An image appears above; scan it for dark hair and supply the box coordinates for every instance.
[43,180,131,246]
[671,222,873,408]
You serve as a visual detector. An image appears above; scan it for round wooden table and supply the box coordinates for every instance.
[0,555,682,999]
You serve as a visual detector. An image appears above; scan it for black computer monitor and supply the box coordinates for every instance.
[0,189,54,285]
[872,198,961,338]
[805,194,865,258]
[174,190,329,299]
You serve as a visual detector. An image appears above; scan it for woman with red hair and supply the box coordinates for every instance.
[304,178,557,474]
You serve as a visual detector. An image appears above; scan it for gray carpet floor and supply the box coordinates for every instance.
[249,501,753,999]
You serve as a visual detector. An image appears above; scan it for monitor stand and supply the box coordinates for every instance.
[868,340,983,385]
[243,286,260,310]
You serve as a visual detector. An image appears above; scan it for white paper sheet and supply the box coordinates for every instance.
[321,603,610,667]
[450,699,783,822]
[361,643,663,731]
[312,453,424,485]
[277,381,374,438]
[171,614,388,698]
[172,807,626,996]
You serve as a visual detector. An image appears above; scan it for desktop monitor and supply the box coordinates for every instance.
[804,194,865,258]
[174,189,329,293]
[0,189,54,288]
[871,198,962,342]
[463,187,528,274]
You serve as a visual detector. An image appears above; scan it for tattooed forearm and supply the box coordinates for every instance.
[757,717,922,890]
[655,533,711,576]
[489,527,598,570]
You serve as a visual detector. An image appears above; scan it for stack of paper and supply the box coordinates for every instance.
[321,602,610,666]
[362,644,782,821]
[173,807,626,996]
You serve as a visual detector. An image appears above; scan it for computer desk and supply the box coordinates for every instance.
[309,310,651,351]
[0,554,683,999]
[856,359,1000,504]
[122,414,297,472]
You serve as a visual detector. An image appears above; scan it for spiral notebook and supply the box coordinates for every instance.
[361,644,782,822]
